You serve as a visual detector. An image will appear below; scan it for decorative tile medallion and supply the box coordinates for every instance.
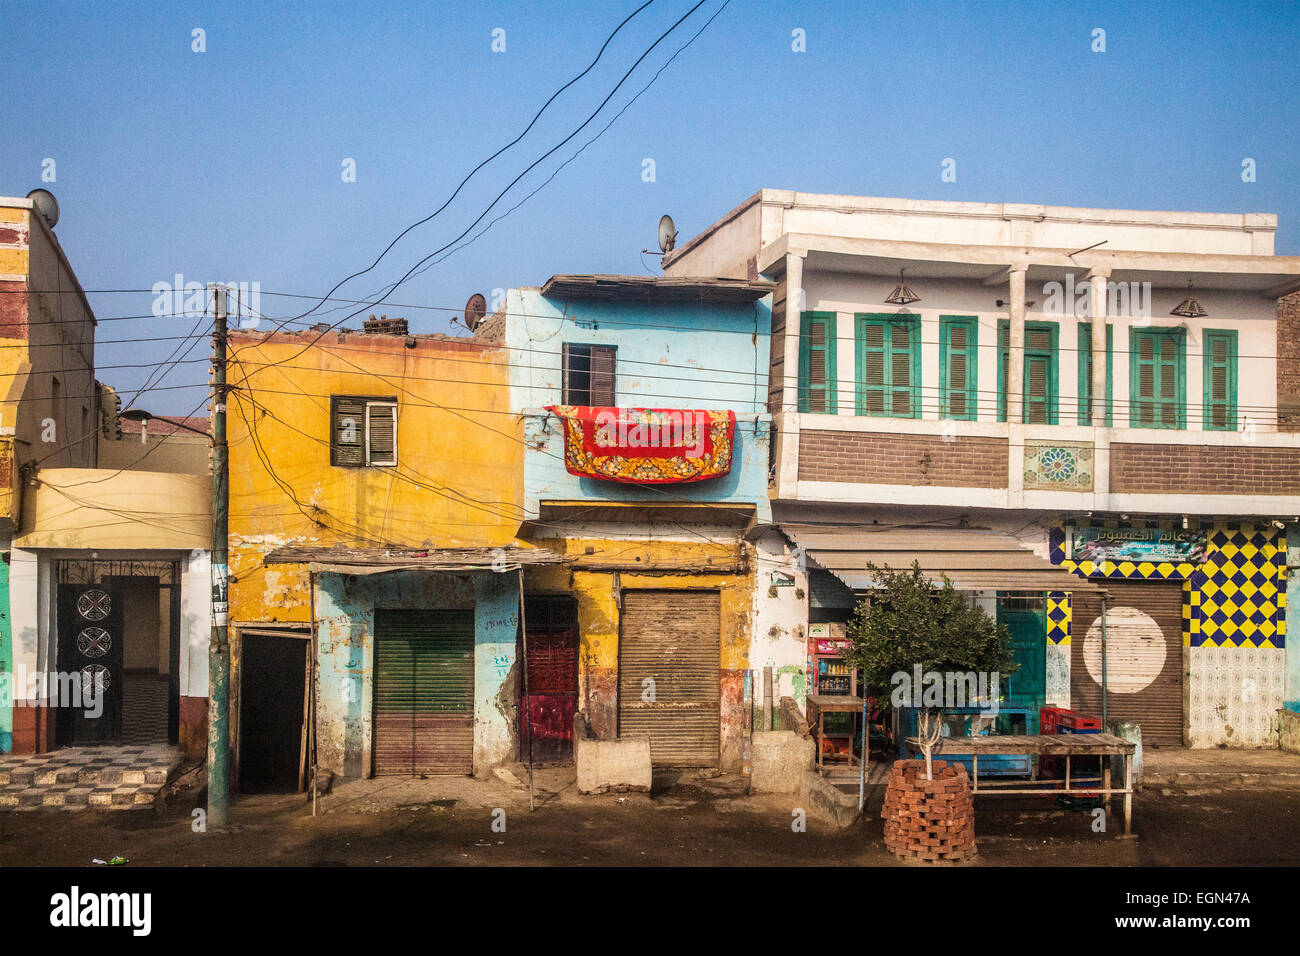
[1024,440,1093,491]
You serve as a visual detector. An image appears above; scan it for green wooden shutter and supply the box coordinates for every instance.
[940,316,978,421]
[856,315,919,418]
[1203,330,1237,430]
[331,397,365,466]
[1077,323,1114,426]
[1130,329,1185,429]
[799,312,837,413]
[997,320,1008,423]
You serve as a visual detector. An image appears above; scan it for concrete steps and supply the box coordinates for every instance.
[0,745,185,812]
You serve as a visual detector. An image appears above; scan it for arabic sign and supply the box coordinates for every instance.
[545,405,735,484]
[1069,526,1206,564]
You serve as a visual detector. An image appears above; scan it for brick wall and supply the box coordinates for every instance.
[1111,443,1300,496]
[797,430,1008,488]
[1278,292,1300,431]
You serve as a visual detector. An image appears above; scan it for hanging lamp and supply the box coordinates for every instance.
[1170,280,1207,318]
[885,267,921,306]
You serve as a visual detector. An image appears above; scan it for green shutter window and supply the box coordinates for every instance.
[1129,328,1186,429]
[856,315,920,418]
[1077,323,1114,426]
[798,312,838,414]
[997,320,1008,423]
[940,316,978,421]
[1202,329,1237,431]
[996,320,1058,424]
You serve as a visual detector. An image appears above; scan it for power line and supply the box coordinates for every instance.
[282,0,659,327]
[230,0,713,382]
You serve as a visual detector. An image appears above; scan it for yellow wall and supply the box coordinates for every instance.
[0,202,99,532]
[523,535,756,768]
[227,330,524,623]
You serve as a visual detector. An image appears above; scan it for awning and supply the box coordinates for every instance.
[263,545,570,574]
[784,524,1105,594]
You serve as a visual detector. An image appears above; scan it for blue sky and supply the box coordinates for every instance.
[2,0,1297,413]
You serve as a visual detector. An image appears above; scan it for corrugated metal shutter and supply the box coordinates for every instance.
[618,590,720,767]
[1071,582,1184,747]
[373,609,474,775]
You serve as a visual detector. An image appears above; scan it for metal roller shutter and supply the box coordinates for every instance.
[618,590,721,767]
[373,609,475,775]
[1070,581,1184,747]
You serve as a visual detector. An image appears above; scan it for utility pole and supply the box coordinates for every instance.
[207,283,231,827]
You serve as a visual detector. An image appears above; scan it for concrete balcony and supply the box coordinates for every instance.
[776,411,1300,516]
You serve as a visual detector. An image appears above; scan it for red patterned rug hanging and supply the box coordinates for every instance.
[545,405,736,484]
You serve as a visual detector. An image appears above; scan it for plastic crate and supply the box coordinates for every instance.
[1040,707,1069,736]
[1059,712,1102,731]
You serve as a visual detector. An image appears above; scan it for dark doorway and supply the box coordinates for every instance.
[239,633,307,793]
[522,596,579,764]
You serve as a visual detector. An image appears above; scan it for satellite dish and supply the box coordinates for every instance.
[657,214,677,254]
[463,293,487,331]
[26,189,60,229]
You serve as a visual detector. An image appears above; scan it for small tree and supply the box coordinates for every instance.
[846,561,1017,778]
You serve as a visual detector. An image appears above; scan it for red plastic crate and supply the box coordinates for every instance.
[1040,707,1069,735]
[1059,712,1102,731]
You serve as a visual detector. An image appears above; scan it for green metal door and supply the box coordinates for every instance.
[373,609,474,775]
[998,595,1046,731]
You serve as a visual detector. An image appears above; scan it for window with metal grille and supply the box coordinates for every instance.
[856,314,920,418]
[996,320,1058,424]
[1202,329,1237,431]
[1129,328,1185,429]
[798,312,837,413]
[1077,322,1114,425]
[331,395,398,467]
[561,343,617,406]
[940,316,978,420]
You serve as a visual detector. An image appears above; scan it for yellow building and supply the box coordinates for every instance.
[226,320,554,787]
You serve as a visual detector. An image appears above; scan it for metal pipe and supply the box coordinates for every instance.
[858,693,868,812]
[517,568,534,810]
[1100,592,1109,727]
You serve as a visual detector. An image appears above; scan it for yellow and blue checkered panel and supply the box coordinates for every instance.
[1048,522,1286,649]
[1047,591,1071,645]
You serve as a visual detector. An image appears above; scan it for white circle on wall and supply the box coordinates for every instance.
[1083,606,1166,693]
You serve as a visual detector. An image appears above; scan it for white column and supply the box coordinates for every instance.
[775,252,806,499]
[1007,267,1027,423]
[1089,270,1110,427]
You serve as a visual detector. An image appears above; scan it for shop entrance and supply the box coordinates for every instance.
[55,560,180,747]
[372,609,475,775]
[521,596,578,764]
[997,593,1047,731]
[1071,581,1185,747]
[618,590,721,768]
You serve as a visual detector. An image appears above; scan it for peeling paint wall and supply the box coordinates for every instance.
[312,569,519,778]
[504,286,775,771]
[748,528,810,714]
[526,537,756,770]
[226,331,523,626]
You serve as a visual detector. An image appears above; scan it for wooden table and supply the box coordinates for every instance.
[807,695,865,772]
[934,733,1138,835]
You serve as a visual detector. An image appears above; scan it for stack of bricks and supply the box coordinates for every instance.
[882,759,977,863]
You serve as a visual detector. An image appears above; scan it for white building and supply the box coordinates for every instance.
[666,190,1300,750]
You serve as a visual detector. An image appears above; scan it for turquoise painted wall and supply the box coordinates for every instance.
[312,568,520,777]
[506,289,774,520]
